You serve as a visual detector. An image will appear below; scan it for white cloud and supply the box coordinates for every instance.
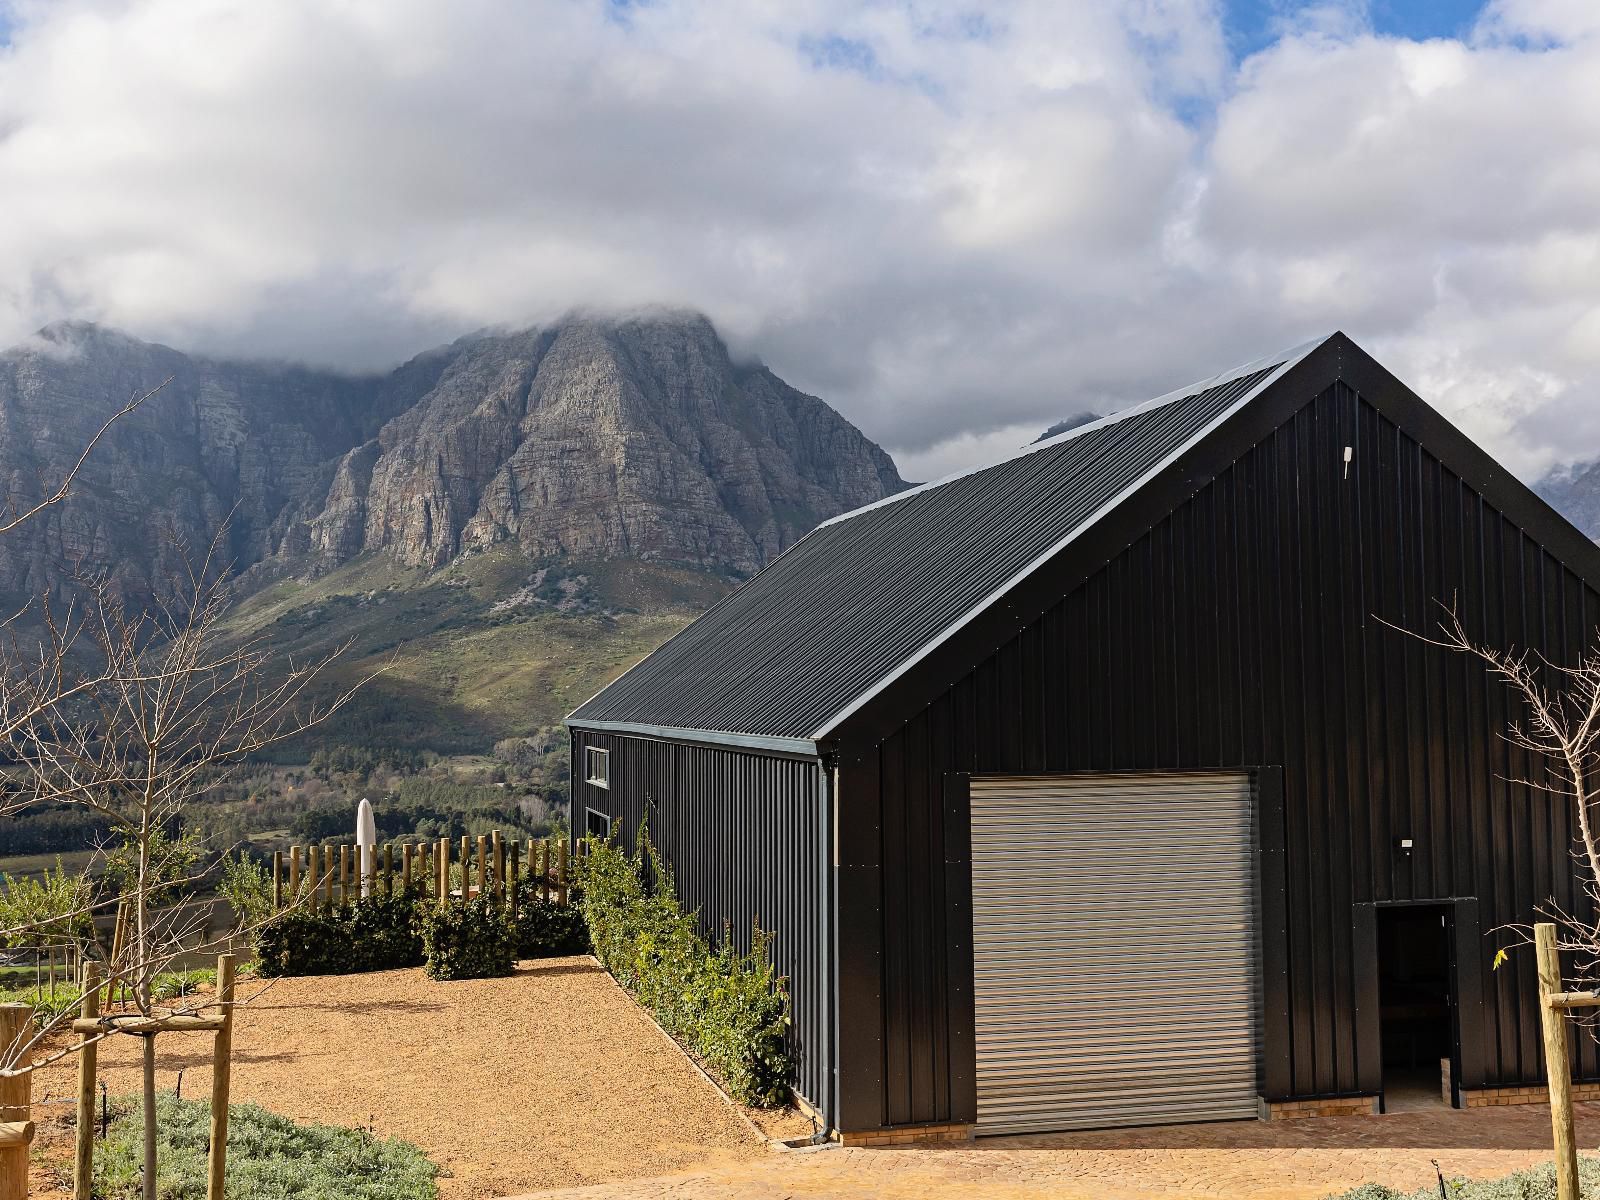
[0,0,1597,483]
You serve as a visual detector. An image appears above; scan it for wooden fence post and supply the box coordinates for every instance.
[539,840,550,904]
[340,845,352,908]
[437,839,450,908]
[308,845,321,912]
[402,843,414,892]
[0,1002,34,1200]
[289,845,301,903]
[557,840,569,905]
[74,963,100,1200]
[508,841,520,919]
[476,835,489,902]
[492,831,505,903]
[1536,922,1579,1200]
[272,851,283,911]
[207,954,236,1200]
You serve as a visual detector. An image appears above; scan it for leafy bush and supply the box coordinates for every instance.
[151,968,217,1002]
[418,895,515,980]
[256,888,424,978]
[511,886,589,957]
[218,853,274,933]
[0,983,84,1028]
[576,829,792,1107]
[96,1091,437,1199]
[1325,1156,1600,1199]
[0,857,93,948]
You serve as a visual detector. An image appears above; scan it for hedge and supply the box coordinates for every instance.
[256,888,424,978]
[511,881,589,958]
[576,828,791,1107]
[418,895,516,980]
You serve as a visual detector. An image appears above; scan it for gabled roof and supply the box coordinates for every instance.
[569,336,1327,753]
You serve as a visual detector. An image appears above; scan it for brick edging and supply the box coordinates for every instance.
[837,1122,974,1147]
[1259,1095,1380,1120]
[1461,1083,1600,1107]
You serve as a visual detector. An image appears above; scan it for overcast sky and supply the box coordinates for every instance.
[0,0,1596,483]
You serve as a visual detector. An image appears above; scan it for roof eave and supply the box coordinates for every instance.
[565,717,820,760]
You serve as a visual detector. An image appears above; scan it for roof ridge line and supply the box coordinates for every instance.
[817,333,1334,532]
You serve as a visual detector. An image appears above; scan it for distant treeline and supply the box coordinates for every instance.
[0,805,113,858]
[290,777,557,844]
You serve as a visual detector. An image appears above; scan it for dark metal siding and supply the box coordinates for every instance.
[570,730,832,1114]
[843,380,1600,1127]
[570,362,1287,739]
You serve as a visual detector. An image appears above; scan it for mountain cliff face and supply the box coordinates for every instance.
[0,314,904,606]
[276,314,903,573]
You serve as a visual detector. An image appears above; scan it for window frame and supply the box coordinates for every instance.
[585,807,612,839]
[584,746,610,789]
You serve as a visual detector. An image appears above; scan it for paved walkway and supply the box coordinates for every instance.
[517,1101,1600,1199]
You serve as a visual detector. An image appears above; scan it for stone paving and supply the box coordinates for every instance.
[517,1101,1600,1199]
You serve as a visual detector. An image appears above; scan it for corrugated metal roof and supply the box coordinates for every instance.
[569,338,1324,743]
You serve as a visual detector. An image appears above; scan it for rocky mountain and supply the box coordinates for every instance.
[0,313,905,606]
[1538,463,1600,540]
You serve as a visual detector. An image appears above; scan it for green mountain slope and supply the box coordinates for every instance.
[225,547,734,755]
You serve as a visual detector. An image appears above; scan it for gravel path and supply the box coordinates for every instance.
[30,958,795,1198]
[512,1101,1600,1200]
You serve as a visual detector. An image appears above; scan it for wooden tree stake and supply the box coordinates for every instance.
[1537,923,1579,1200]
[205,954,236,1200]
[0,1002,34,1200]
[74,964,100,1200]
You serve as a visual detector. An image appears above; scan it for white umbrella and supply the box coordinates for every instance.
[356,798,377,899]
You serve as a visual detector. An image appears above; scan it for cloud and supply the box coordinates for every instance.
[0,0,1596,482]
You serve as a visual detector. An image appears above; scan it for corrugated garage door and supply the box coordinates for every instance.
[970,773,1259,1135]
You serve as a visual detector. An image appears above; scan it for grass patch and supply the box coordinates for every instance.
[1328,1156,1600,1199]
[95,1092,438,1199]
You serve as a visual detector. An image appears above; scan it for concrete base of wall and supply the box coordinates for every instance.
[837,1122,975,1147]
[1258,1095,1381,1120]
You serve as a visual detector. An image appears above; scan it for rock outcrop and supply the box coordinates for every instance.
[0,313,904,605]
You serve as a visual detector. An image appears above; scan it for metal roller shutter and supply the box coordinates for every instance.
[970,772,1259,1135]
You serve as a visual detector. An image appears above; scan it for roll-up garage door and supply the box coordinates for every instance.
[969,772,1259,1135]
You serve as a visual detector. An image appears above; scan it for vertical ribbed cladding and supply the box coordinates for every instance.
[569,730,831,1115]
[858,380,1600,1127]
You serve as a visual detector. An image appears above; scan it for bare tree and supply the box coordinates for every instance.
[0,525,376,1197]
[1422,604,1600,987]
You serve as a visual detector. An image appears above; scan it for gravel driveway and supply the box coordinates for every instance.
[30,958,802,1198]
[515,1100,1600,1200]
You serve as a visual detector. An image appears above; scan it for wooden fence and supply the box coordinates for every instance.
[271,832,573,916]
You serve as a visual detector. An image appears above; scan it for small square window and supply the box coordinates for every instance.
[586,808,612,839]
[584,746,610,789]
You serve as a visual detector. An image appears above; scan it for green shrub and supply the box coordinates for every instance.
[576,830,792,1107]
[256,888,423,978]
[418,895,515,980]
[95,1091,437,1199]
[218,852,274,933]
[150,968,217,1002]
[0,983,84,1028]
[1324,1155,1600,1199]
[511,883,589,957]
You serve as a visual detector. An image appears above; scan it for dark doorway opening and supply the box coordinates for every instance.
[1377,905,1456,1111]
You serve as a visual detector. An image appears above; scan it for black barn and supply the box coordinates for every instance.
[568,332,1600,1141]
